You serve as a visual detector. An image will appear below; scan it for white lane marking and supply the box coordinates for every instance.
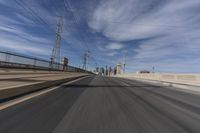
[120,81,131,86]
[0,76,91,110]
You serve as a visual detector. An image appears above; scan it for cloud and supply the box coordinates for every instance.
[0,16,53,53]
[1,0,200,72]
[106,51,118,56]
[0,1,56,56]
[88,0,200,72]
[0,13,52,57]
[0,34,51,55]
[0,41,48,54]
[106,43,124,50]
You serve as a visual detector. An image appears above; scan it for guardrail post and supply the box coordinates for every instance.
[0,51,89,73]
[5,53,10,63]
[33,58,37,71]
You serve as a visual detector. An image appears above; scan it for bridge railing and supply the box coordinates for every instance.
[0,51,88,73]
[116,73,200,87]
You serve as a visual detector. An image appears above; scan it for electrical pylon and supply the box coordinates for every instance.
[50,16,63,67]
[82,50,90,70]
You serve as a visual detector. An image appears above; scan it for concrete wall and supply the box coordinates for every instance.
[117,73,200,86]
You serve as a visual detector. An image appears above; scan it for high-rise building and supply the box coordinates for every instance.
[61,57,68,71]
[100,67,105,75]
[116,63,122,75]
[96,67,99,73]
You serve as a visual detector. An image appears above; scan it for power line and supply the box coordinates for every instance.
[63,0,89,50]
[15,0,84,65]
[14,0,55,33]
[63,0,108,68]
[15,0,95,68]
[42,1,84,60]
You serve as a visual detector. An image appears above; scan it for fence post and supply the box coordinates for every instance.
[5,53,10,63]
[33,58,37,70]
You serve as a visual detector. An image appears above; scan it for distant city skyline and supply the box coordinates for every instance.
[0,0,200,73]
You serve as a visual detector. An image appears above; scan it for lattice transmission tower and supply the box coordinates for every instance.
[82,50,90,70]
[50,16,63,67]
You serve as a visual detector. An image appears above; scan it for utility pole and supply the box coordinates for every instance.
[152,66,155,73]
[123,56,126,74]
[82,50,90,70]
[50,16,63,68]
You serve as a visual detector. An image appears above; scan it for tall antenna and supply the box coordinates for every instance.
[82,50,90,70]
[51,16,63,67]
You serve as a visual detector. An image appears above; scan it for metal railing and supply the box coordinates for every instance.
[0,51,88,73]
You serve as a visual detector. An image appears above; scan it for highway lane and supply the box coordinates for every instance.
[0,76,200,133]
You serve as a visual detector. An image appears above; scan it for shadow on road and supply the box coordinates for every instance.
[63,84,160,88]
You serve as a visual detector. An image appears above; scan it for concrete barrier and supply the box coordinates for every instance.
[116,73,200,87]
[0,74,89,101]
[0,68,69,74]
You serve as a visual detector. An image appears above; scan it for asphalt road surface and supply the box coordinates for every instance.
[0,76,200,133]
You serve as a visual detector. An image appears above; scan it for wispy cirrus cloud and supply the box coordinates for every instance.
[106,43,124,50]
[88,0,200,72]
[1,0,200,72]
[0,14,52,55]
[0,1,56,57]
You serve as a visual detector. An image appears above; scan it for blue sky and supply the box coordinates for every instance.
[0,0,200,73]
